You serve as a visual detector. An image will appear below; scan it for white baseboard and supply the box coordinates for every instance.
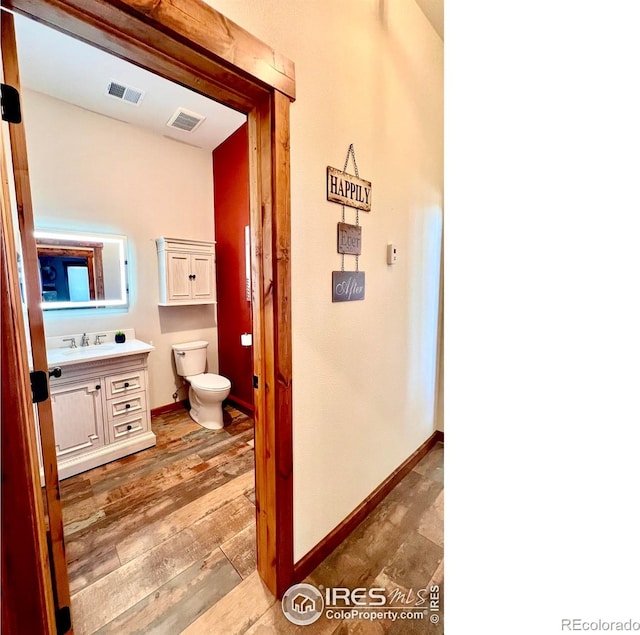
[57,432,156,480]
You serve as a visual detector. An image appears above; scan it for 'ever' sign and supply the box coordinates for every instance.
[326,166,372,212]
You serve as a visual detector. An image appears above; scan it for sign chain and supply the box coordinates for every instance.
[340,144,361,273]
[342,143,360,179]
[341,199,345,272]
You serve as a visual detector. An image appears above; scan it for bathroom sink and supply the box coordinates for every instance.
[46,339,154,367]
[60,344,117,356]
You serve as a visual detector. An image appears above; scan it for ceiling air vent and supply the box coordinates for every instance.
[166,107,206,133]
[106,80,144,106]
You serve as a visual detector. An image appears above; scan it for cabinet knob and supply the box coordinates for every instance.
[127,425,132,431]
[125,404,131,409]
[124,382,130,388]
[95,385,101,390]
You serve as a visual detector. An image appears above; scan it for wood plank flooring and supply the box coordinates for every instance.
[61,405,257,634]
[60,408,444,634]
[231,442,444,635]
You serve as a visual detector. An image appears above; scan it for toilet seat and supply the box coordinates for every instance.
[187,373,231,392]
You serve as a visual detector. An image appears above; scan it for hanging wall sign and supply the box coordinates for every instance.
[332,271,365,302]
[329,145,368,303]
[327,166,372,212]
[337,222,362,255]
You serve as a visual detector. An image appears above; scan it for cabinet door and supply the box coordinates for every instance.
[166,251,192,301]
[191,253,214,300]
[50,380,105,459]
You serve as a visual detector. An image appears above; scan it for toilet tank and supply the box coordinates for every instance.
[172,340,208,376]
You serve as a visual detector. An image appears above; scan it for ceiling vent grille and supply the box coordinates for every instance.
[166,108,206,133]
[106,80,144,106]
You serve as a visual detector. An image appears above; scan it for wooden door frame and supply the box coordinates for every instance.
[1,123,57,635]
[1,12,73,629]
[2,0,294,616]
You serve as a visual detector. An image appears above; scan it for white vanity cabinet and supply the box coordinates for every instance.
[156,237,216,305]
[50,378,106,461]
[48,351,155,479]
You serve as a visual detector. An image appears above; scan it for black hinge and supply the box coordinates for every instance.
[55,606,71,634]
[30,370,49,403]
[253,375,259,389]
[1,83,22,124]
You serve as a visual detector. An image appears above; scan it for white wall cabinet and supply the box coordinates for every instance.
[156,237,216,305]
[49,352,155,479]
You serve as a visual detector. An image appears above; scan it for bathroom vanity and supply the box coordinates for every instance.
[45,330,156,479]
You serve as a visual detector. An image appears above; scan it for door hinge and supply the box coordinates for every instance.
[55,605,71,634]
[253,375,259,389]
[30,370,49,403]
[1,83,22,124]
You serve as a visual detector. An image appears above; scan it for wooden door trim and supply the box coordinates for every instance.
[248,89,293,595]
[3,0,294,108]
[3,0,295,609]
[1,11,73,623]
[272,90,294,593]
[1,124,57,635]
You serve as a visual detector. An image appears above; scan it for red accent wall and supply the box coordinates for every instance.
[213,123,253,411]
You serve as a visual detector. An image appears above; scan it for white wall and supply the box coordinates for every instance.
[23,90,218,409]
[205,0,444,560]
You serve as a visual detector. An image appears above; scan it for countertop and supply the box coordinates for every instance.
[46,339,154,368]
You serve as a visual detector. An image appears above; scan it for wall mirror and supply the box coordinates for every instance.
[34,229,128,310]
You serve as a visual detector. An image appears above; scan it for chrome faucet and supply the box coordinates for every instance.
[62,337,77,349]
[94,334,107,345]
[81,333,90,347]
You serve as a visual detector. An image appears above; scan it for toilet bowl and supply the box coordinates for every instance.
[172,341,231,430]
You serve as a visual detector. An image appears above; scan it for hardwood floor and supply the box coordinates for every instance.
[61,405,256,634]
[219,442,444,635]
[60,408,443,634]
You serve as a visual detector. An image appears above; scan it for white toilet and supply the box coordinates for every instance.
[172,340,231,430]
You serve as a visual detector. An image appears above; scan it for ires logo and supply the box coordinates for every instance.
[282,583,441,625]
[282,584,324,626]
[324,587,387,606]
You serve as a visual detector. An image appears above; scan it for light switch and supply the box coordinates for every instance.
[387,243,398,265]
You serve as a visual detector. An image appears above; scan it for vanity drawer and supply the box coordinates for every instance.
[107,392,147,420]
[106,412,147,444]
[104,369,146,399]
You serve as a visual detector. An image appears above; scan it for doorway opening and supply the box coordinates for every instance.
[1,0,294,630]
[11,13,261,629]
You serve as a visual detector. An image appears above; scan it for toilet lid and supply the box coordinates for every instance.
[188,373,231,392]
